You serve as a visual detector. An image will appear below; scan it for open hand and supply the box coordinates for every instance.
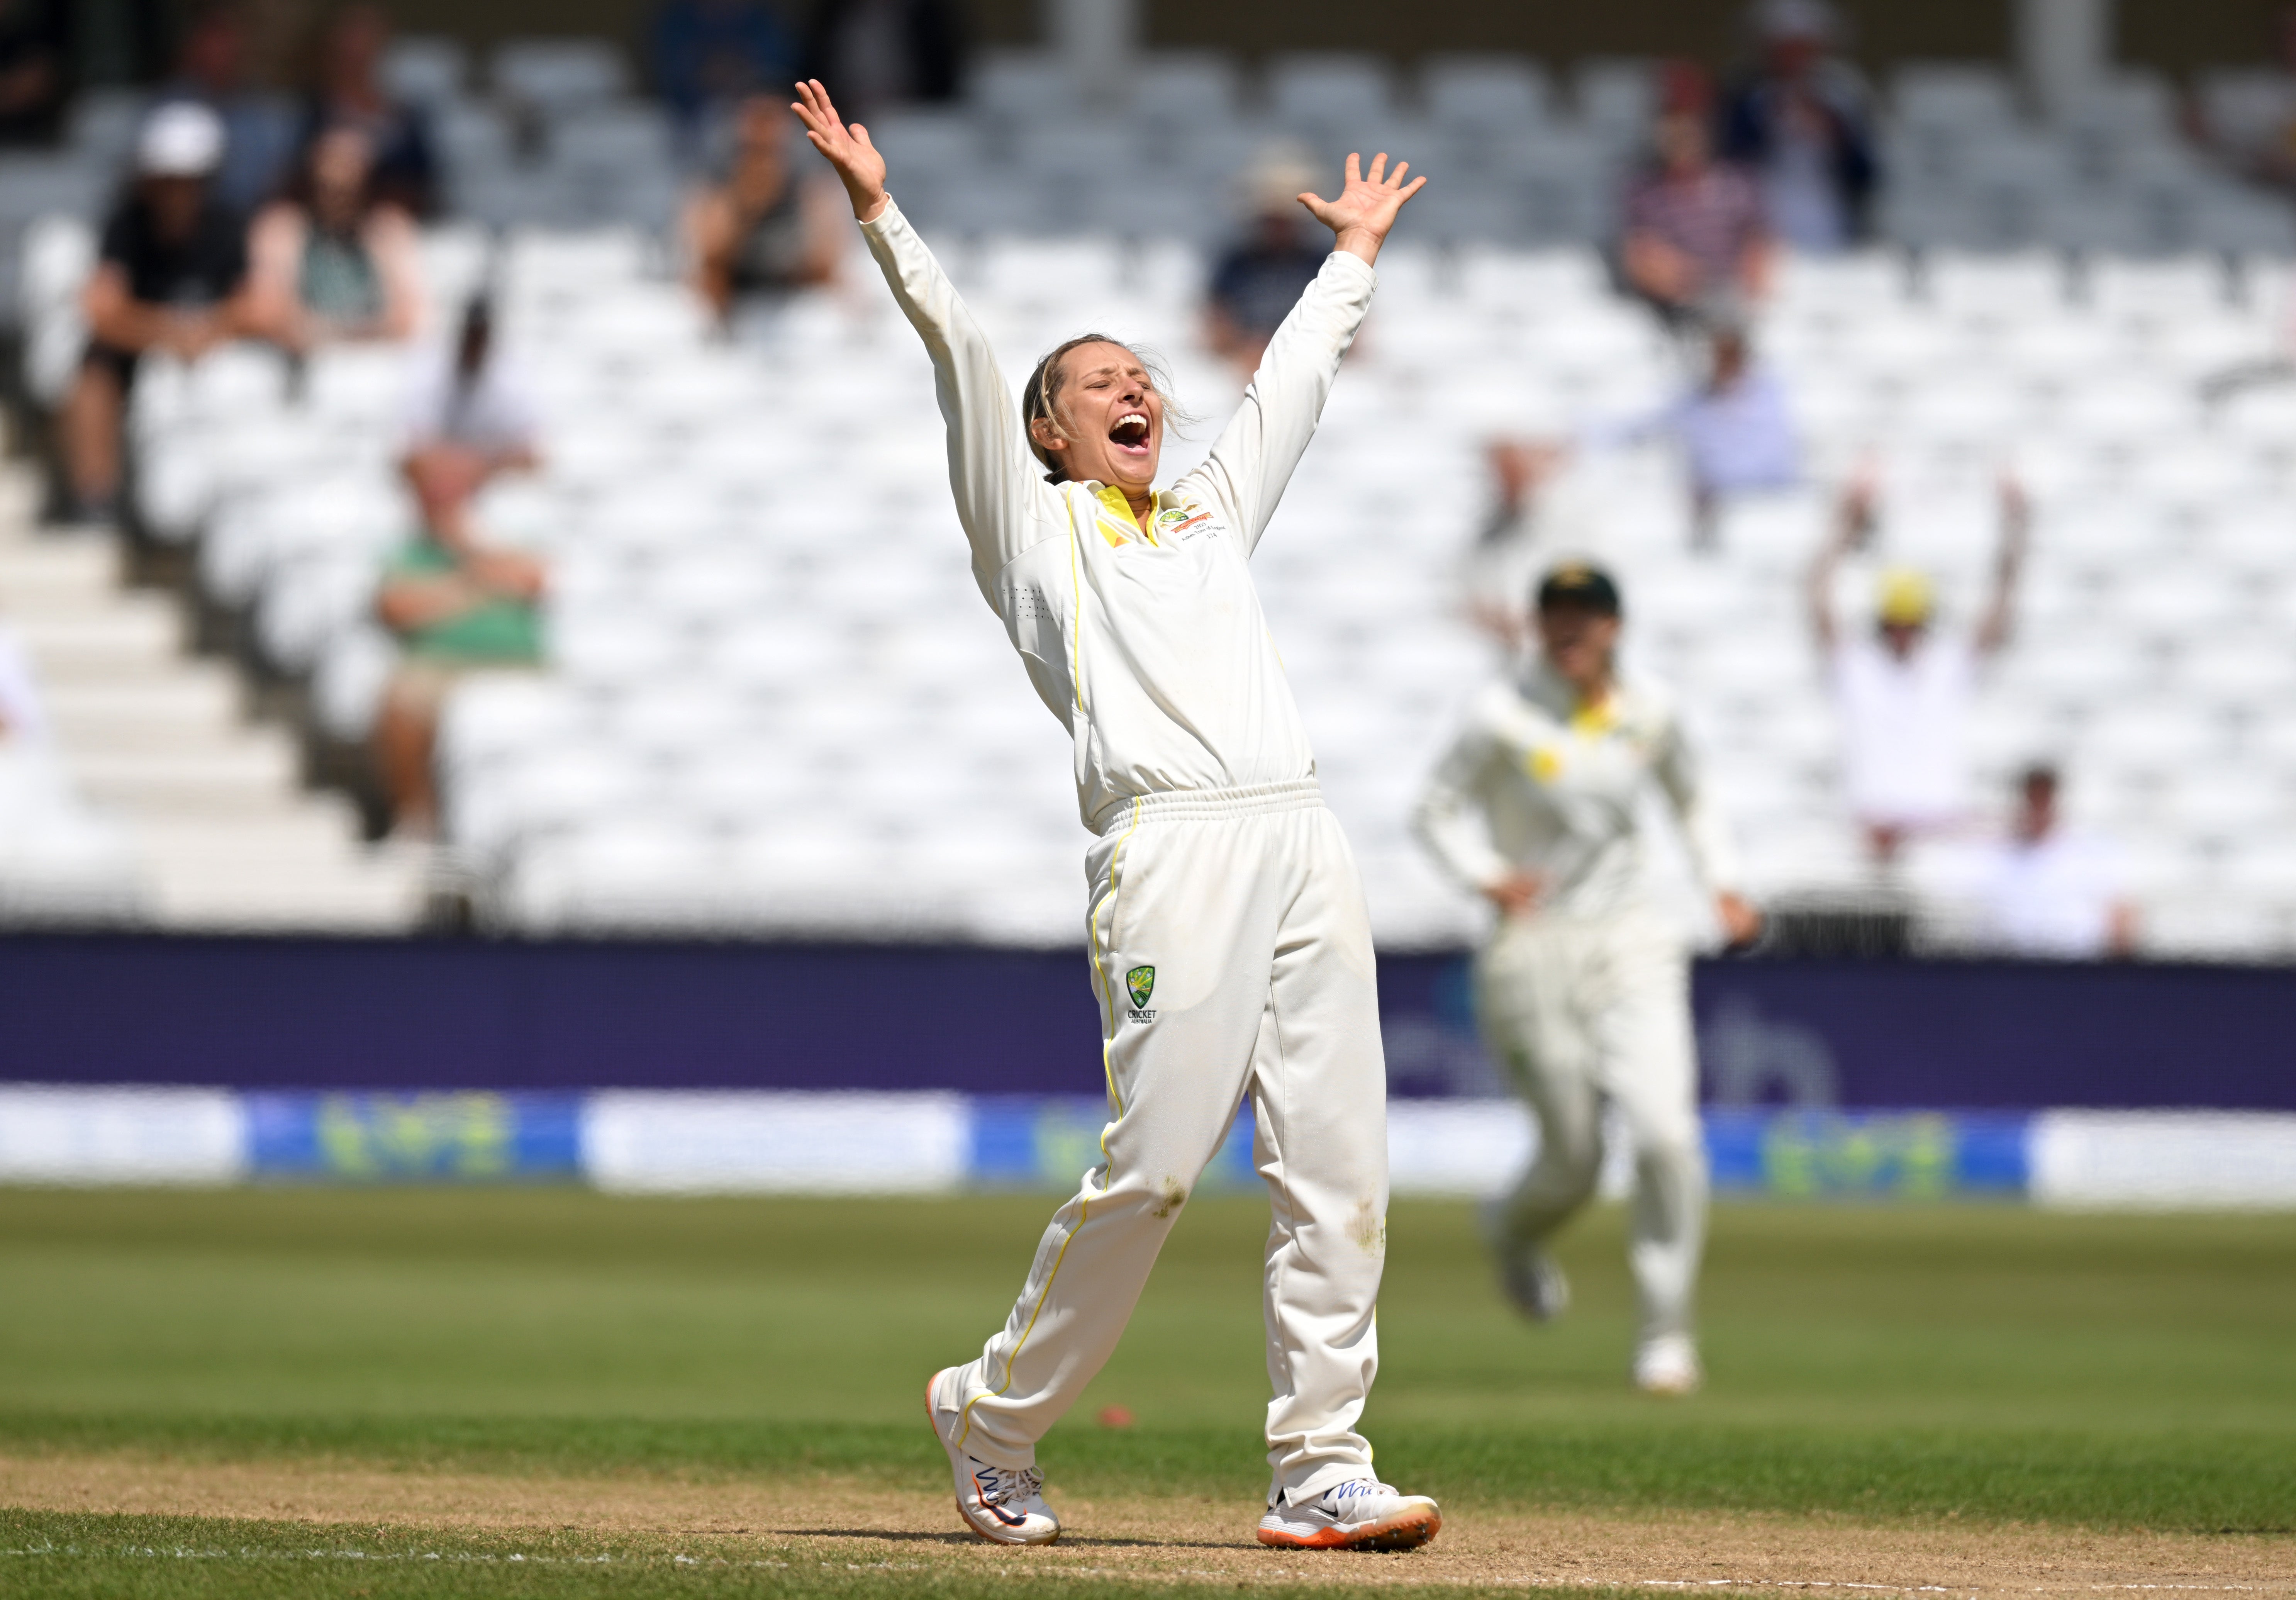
[1298,152,1427,266]
[790,79,887,222]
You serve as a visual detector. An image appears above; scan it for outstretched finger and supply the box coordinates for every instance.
[1398,173,1428,202]
[1386,158,1411,187]
[1366,151,1388,184]
[1343,151,1362,186]
[795,79,842,137]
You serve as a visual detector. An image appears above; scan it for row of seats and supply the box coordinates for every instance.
[35,172,2296,955]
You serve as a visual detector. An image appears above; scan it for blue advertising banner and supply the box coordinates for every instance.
[244,1091,583,1181]
[1703,1109,2030,1199]
[969,1096,1257,1193]
[3,935,2292,1111]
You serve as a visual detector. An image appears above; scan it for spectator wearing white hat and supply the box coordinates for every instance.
[59,102,256,527]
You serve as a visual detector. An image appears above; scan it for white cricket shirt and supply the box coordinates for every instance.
[860,199,1374,830]
[1413,658,1742,920]
[1831,632,1974,828]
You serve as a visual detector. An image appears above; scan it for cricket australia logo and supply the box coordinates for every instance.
[1124,965,1157,1024]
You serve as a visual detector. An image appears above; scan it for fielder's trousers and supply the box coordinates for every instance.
[1475,906,1707,1345]
[945,779,1389,1507]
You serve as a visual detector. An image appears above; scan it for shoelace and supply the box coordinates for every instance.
[1319,1478,1397,1514]
[973,1460,1045,1508]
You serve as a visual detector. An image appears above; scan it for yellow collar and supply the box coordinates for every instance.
[1092,483,1155,548]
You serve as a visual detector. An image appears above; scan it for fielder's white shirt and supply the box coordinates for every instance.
[861,199,1373,830]
[1413,659,1742,919]
[1831,632,1975,827]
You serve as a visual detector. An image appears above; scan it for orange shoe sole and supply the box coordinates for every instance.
[1257,1503,1441,1552]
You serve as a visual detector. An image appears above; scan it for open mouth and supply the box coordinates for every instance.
[1109,412,1151,451]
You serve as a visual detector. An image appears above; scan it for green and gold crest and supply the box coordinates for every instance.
[1125,965,1156,1011]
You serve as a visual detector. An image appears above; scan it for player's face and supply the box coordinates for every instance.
[1880,619,1925,659]
[1536,604,1621,692]
[1037,342,1163,495]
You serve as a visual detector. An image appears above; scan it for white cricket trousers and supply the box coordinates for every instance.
[1475,906,1707,1345]
[945,778,1390,1507]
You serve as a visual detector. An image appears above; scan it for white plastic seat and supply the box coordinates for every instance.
[437,676,593,789]
[546,606,690,684]
[2074,702,2238,781]
[381,36,466,105]
[449,740,655,860]
[492,39,628,112]
[1423,55,1550,137]
[1267,53,1395,132]
[501,822,728,934]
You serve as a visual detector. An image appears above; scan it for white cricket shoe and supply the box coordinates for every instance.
[1634,1333,1703,1396]
[1256,1478,1442,1551]
[924,1367,1061,1544]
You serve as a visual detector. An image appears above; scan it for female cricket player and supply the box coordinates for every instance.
[1412,562,1761,1396]
[791,80,1438,1551]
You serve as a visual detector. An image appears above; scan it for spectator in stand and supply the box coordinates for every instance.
[153,3,301,217]
[61,103,256,528]
[1593,302,1799,550]
[2194,5,2296,197]
[1808,469,2029,869]
[1619,66,1773,327]
[799,0,964,120]
[1457,439,1605,654]
[0,0,66,146]
[1970,764,2138,959]
[1205,146,1329,377]
[683,95,844,328]
[372,299,544,835]
[652,0,795,134]
[244,122,424,351]
[0,613,46,744]
[297,3,437,218]
[1718,0,1879,253]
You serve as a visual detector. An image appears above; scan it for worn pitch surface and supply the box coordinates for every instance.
[2,1189,2291,1595]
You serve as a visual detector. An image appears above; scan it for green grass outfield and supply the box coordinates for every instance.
[1,1188,2291,1597]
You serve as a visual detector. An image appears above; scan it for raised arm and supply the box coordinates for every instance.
[1808,464,1875,655]
[1185,153,1425,551]
[792,80,1051,580]
[1973,473,2030,659]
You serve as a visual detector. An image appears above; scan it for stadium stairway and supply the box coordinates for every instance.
[0,455,424,931]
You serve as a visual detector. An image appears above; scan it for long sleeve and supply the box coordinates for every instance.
[858,199,1065,585]
[1181,250,1377,553]
[1412,718,1511,894]
[1651,714,1744,898]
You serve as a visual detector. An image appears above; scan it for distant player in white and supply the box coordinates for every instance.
[793,81,1441,1552]
[1413,563,1760,1395]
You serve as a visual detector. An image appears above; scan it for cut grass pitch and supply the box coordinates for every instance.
[0,1188,2291,1597]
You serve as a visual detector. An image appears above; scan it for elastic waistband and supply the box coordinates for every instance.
[1095,778,1324,836]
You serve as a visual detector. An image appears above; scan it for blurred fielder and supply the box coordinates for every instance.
[1413,562,1759,1395]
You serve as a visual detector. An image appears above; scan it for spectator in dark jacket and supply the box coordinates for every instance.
[799,0,963,119]
[652,0,795,131]
[0,0,66,145]
[1718,0,1879,251]
[297,3,437,217]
